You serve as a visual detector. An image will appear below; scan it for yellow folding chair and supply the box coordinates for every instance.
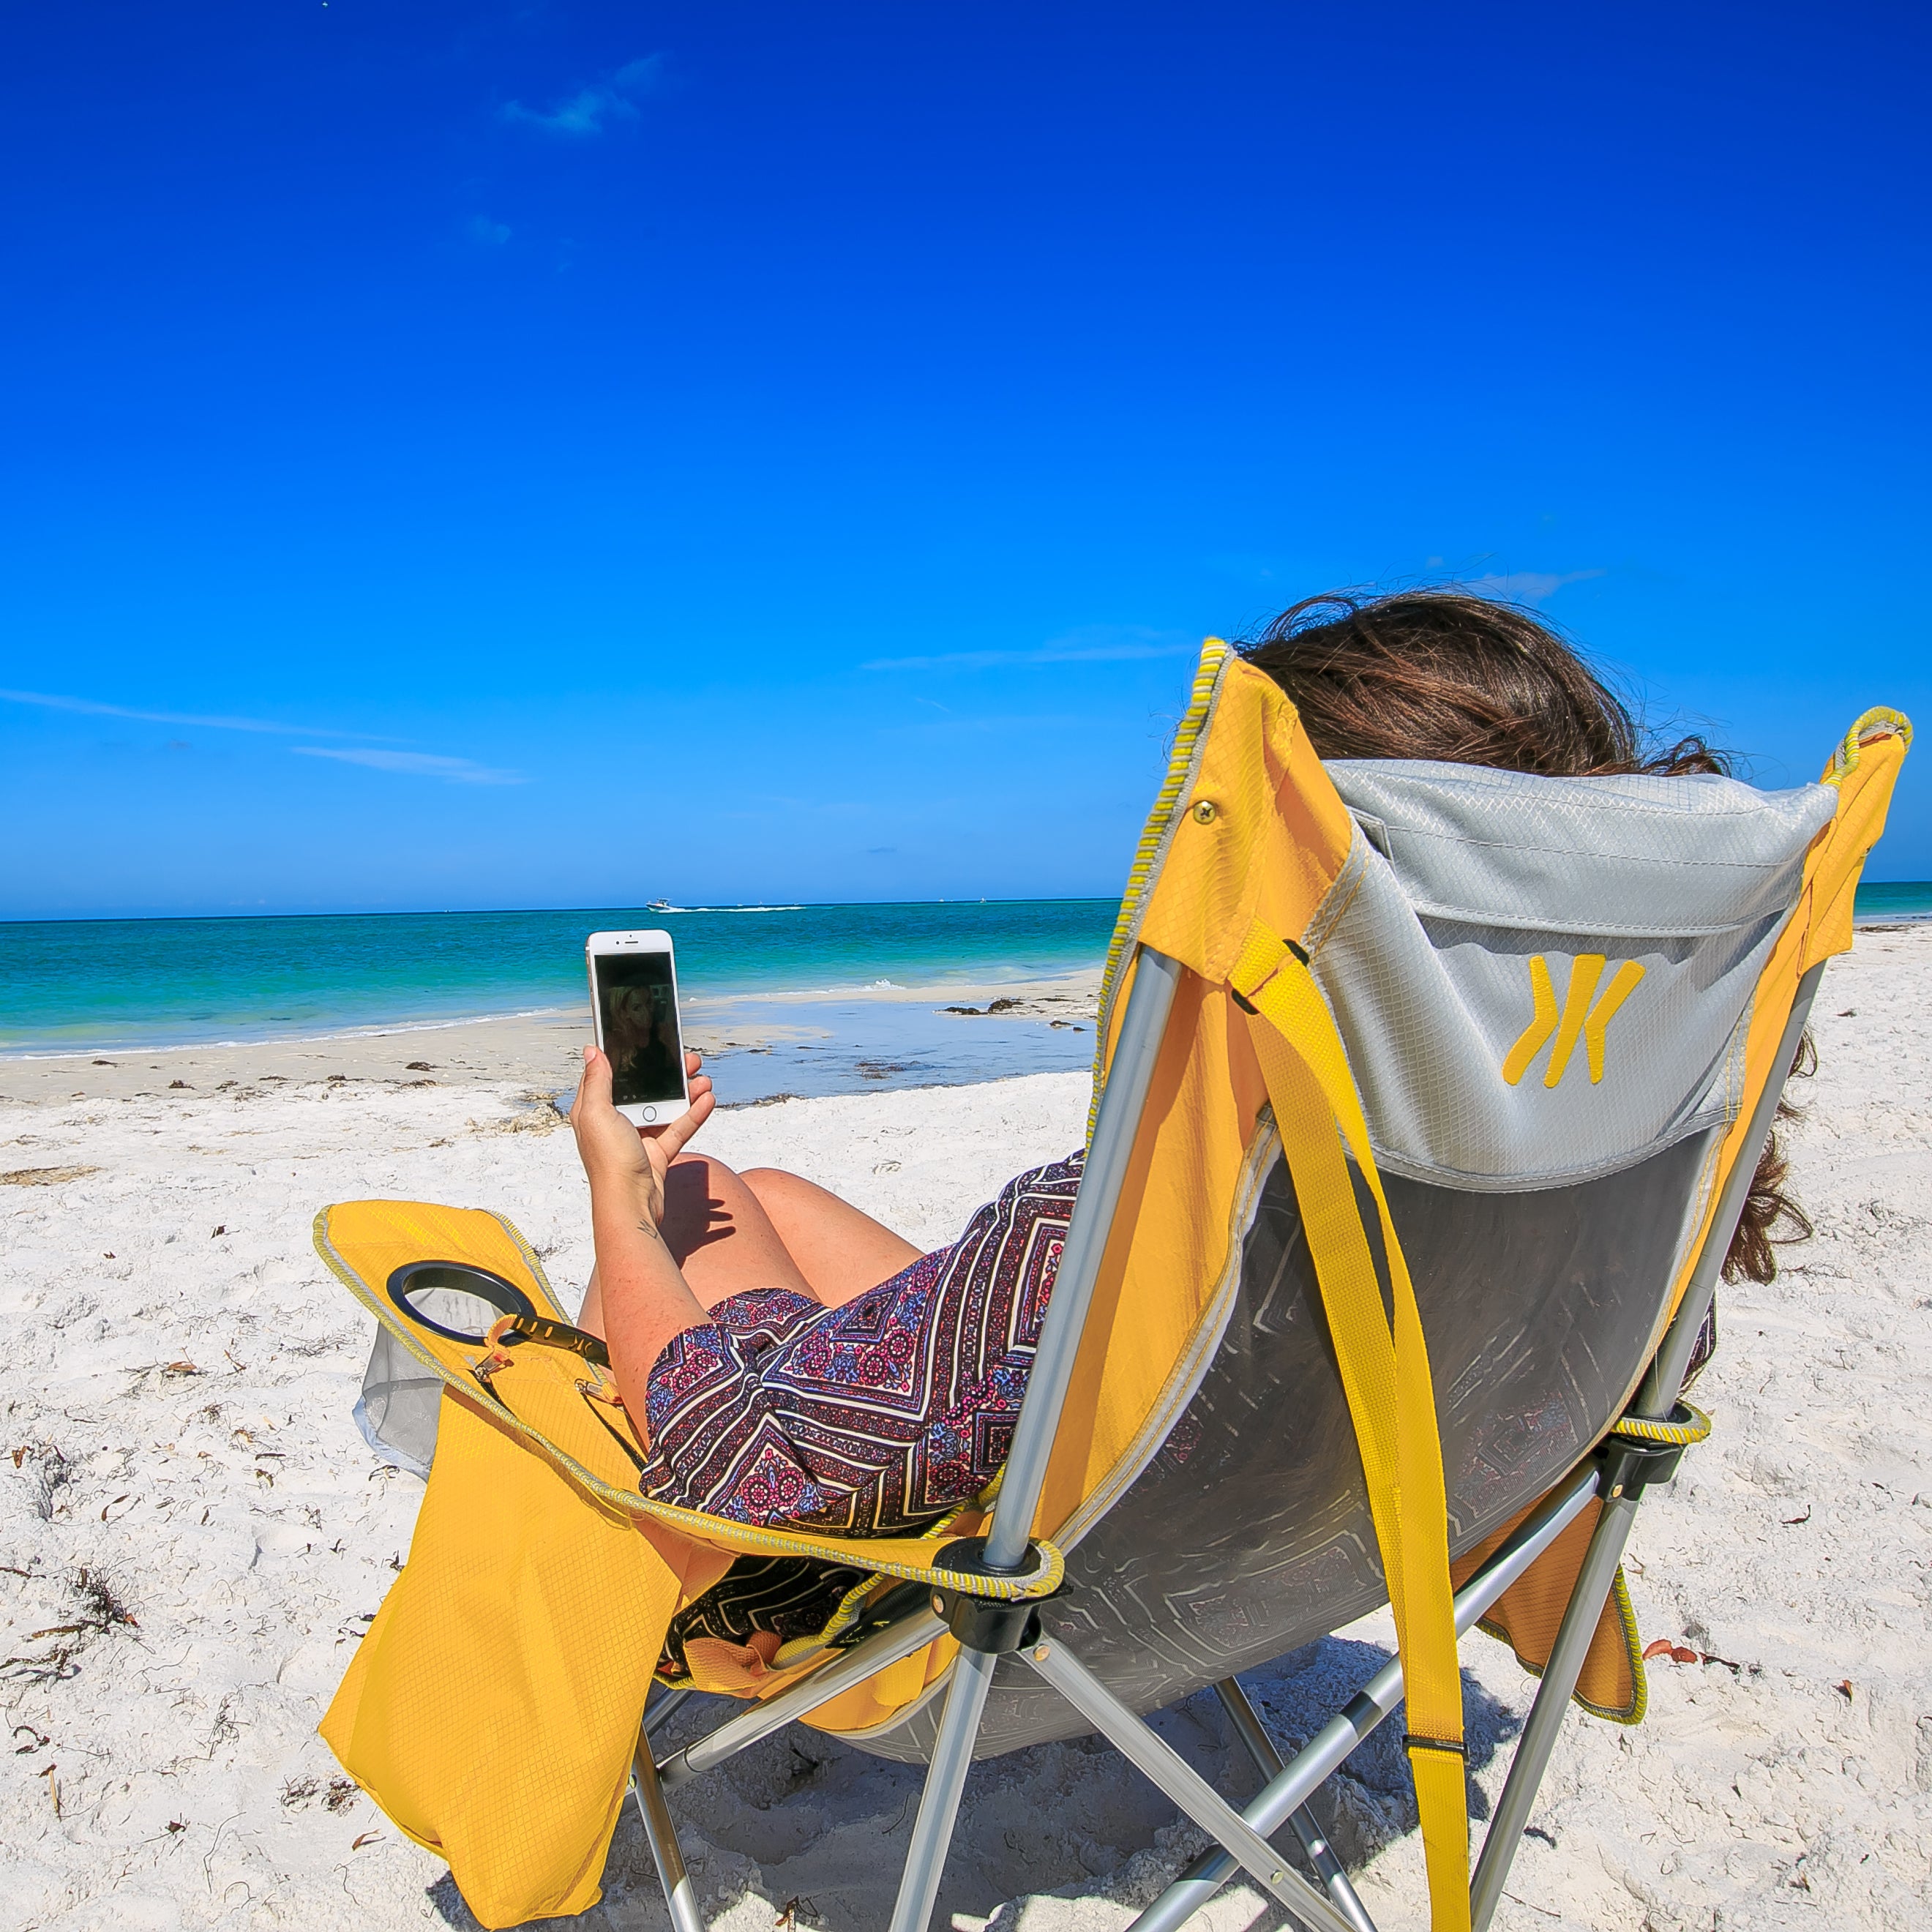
[316,643,1907,1932]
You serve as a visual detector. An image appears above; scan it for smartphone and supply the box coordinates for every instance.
[585,929,690,1126]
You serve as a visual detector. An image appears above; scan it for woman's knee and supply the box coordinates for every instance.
[670,1150,742,1188]
[670,1153,776,1213]
[659,1156,815,1300]
[740,1167,849,1239]
[661,1156,755,1252]
[740,1165,810,1205]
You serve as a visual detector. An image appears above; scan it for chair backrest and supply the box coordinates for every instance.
[825,649,1908,1763]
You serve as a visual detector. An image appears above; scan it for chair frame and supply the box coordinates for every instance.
[625,944,1827,1932]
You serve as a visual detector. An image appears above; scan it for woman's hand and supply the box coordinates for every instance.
[570,1046,715,1399]
[569,1046,716,1229]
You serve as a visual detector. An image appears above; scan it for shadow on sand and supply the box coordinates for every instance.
[426,1631,1524,1932]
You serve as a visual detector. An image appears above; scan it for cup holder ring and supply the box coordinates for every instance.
[386,1260,538,1344]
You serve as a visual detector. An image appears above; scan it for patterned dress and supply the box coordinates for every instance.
[645,1151,1083,1673]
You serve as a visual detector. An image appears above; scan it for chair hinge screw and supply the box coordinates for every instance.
[1033,1644,1051,1661]
[1270,1870,1284,1885]
[1192,799,1217,823]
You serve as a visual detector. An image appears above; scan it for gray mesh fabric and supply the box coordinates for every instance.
[1315,760,1835,1189]
[850,1131,1718,1761]
[353,1327,441,1478]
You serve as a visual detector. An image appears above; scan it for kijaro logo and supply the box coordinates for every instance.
[1502,954,1645,1089]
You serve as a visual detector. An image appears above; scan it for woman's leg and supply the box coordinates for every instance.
[640,1155,1083,1532]
[579,1153,816,1336]
[740,1167,924,1308]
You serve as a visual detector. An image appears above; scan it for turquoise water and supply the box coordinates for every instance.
[1852,881,1932,924]
[2,882,1925,1062]
[0,900,1120,1055]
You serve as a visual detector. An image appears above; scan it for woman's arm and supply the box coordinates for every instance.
[569,1044,716,1415]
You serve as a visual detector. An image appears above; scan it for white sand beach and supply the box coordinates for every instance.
[3,928,1929,1932]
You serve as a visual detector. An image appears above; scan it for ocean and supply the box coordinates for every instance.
[2,885,1926,1099]
[1850,881,1932,925]
[0,899,1119,1055]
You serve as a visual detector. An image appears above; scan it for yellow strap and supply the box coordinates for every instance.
[1230,921,1472,1932]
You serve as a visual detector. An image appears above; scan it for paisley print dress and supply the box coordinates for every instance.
[640,1150,1082,1532]
[642,1151,1083,1677]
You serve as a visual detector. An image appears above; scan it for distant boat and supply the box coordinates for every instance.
[647,899,671,912]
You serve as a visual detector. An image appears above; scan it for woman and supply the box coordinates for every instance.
[572,590,1810,1553]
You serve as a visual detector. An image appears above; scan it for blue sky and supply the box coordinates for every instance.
[1,1,1925,918]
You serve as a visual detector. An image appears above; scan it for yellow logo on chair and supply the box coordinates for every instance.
[1502,954,1646,1088]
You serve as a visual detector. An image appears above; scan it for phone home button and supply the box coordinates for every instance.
[640,1106,659,1123]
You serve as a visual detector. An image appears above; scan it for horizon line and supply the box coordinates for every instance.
[0,893,1134,928]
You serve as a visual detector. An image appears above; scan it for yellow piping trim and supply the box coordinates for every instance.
[1087,637,1231,1141]
[1824,705,1913,784]
[1612,1401,1712,1449]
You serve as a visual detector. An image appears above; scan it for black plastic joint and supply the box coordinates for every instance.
[934,1592,1044,1655]
[929,1537,1052,1656]
[1594,1434,1686,1502]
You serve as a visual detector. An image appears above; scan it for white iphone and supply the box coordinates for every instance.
[585,929,691,1126]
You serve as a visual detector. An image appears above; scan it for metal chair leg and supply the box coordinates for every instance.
[1127,1462,1600,1932]
[1214,1680,1377,1932]
[1467,1489,1640,1932]
[645,1685,694,1739]
[886,1647,1000,1932]
[632,1718,708,1932]
[657,1608,946,1791]
[1285,1805,1374,1932]
[1030,1639,1358,1932]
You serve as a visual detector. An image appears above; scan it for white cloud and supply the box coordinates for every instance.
[293,747,523,785]
[501,56,666,137]
[0,686,377,738]
[1467,569,1606,604]
[2,685,513,782]
[468,214,512,246]
[865,624,1194,673]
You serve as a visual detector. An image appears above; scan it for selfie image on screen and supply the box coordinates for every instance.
[595,954,684,1108]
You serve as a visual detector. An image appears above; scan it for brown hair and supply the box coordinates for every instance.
[1240,588,1811,1285]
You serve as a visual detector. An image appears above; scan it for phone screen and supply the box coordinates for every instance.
[592,951,686,1108]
